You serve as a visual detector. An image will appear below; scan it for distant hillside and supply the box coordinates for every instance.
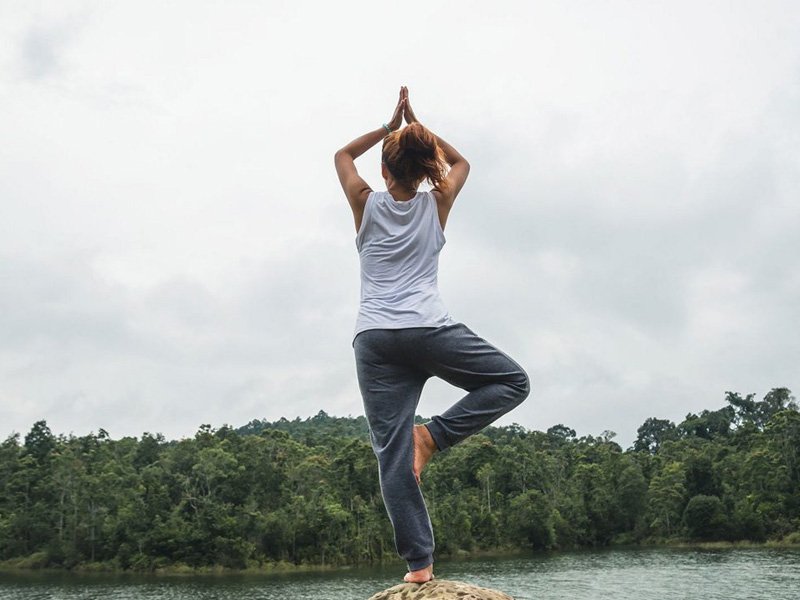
[236,410,370,443]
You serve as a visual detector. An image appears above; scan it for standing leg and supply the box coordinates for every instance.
[417,323,530,452]
[354,330,435,574]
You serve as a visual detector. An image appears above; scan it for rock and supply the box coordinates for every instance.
[367,579,514,600]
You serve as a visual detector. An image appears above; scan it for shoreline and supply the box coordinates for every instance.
[2,539,799,576]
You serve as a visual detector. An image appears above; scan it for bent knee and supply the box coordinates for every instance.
[507,366,531,404]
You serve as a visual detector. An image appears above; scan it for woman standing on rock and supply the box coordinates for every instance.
[334,87,530,583]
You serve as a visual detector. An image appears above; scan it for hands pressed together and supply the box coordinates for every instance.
[386,86,419,132]
[335,84,468,232]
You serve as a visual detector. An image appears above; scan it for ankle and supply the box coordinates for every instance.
[416,424,437,453]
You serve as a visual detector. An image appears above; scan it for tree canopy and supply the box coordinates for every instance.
[1,388,798,571]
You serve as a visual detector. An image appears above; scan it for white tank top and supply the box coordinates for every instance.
[354,190,454,339]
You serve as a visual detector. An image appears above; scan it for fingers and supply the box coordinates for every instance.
[394,87,406,114]
[389,86,413,130]
[400,86,417,124]
[397,86,409,111]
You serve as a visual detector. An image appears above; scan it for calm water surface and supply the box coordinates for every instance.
[1,547,798,600]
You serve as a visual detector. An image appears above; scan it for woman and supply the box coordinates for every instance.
[334,87,530,583]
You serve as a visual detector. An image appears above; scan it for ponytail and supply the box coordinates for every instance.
[382,123,449,191]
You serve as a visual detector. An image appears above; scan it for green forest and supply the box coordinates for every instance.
[1,388,798,572]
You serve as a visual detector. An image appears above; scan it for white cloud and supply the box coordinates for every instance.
[1,1,799,447]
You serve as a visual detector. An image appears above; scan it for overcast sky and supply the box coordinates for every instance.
[1,1,798,447]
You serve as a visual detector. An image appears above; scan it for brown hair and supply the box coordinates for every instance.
[382,122,449,191]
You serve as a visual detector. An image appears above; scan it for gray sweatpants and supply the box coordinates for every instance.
[353,323,530,571]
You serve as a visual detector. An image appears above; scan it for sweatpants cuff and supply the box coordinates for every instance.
[408,554,433,571]
[425,420,450,451]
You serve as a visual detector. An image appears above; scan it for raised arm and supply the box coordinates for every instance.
[335,89,405,232]
[403,92,470,230]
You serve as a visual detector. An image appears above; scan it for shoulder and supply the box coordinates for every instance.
[429,189,452,231]
[365,191,387,214]
[359,191,384,226]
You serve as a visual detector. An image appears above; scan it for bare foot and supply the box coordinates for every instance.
[403,564,434,583]
[412,424,437,484]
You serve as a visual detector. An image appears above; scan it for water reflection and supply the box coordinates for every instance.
[1,547,798,600]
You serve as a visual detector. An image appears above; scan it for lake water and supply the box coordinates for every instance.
[1,547,798,600]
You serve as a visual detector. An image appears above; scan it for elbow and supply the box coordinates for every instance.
[334,148,355,170]
[454,157,470,175]
[451,155,469,169]
[334,148,351,164]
